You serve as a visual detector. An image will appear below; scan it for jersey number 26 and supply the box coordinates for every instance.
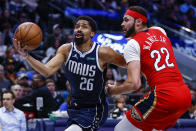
[80,77,94,91]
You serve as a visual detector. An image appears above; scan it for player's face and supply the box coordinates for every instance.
[121,15,136,38]
[74,20,93,45]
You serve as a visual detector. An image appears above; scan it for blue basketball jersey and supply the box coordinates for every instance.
[63,42,106,106]
[63,42,108,130]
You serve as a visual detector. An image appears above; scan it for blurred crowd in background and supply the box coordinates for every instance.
[0,0,196,120]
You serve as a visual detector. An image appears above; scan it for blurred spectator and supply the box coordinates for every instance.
[58,90,70,111]
[12,12,29,33]
[181,14,191,29]
[11,84,23,99]
[45,79,64,108]
[166,4,183,26]
[106,67,115,81]
[0,9,17,28]
[4,46,26,70]
[8,0,24,16]
[16,73,29,85]
[22,0,38,10]
[186,83,196,100]
[53,67,68,90]
[42,24,67,64]
[110,95,129,119]
[0,90,26,131]
[42,46,55,64]
[4,58,17,84]
[22,0,38,22]
[66,33,74,43]
[36,0,49,36]
[5,46,15,60]
[1,23,13,46]
[0,32,7,57]
[58,81,71,111]
[181,99,196,119]
[0,64,11,93]
[187,8,196,30]
[43,24,66,51]
[20,82,32,96]
[14,74,57,118]
[180,0,196,17]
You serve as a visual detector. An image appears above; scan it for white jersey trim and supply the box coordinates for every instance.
[150,26,167,36]
[64,43,73,66]
[124,39,140,64]
[73,42,96,58]
[96,45,103,72]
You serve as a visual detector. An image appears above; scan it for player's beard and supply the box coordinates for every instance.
[124,21,135,38]
[74,37,83,45]
[74,35,84,46]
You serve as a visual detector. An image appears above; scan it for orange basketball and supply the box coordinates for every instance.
[14,22,42,50]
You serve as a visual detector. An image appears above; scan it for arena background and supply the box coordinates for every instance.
[0,0,196,131]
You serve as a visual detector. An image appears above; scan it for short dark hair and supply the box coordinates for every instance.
[129,6,147,18]
[74,15,97,32]
[1,90,15,102]
[129,6,147,25]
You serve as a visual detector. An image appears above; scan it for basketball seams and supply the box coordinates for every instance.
[19,26,25,47]
[23,31,42,44]
[19,23,33,47]
[23,23,34,42]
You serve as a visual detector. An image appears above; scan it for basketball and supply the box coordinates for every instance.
[14,22,42,50]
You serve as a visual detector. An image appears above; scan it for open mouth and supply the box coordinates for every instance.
[75,33,83,38]
[121,28,126,33]
[123,28,127,33]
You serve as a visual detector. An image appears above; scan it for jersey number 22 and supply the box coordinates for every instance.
[150,47,174,71]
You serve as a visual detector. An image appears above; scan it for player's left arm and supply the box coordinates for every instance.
[98,46,126,68]
[107,60,141,96]
[107,40,141,96]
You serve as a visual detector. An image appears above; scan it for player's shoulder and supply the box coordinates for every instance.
[150,26,167,36]
[57,43,72,53]
[99,45,114,54]
[127,39,140,47]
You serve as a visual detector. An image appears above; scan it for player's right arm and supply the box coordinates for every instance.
[13,39,70,77]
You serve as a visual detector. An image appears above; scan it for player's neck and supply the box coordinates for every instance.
[135,26,148,34]
[76,40,94,52]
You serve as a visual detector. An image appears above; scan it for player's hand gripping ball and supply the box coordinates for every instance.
[14,22,42,50]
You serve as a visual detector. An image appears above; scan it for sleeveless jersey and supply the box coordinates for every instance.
[132,28,184,87]
[63,42,106,106]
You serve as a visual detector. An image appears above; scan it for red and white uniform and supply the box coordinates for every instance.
[124,27,191,130]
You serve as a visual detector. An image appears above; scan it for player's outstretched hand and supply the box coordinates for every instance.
[13,38,28,58]
[107,83,117,97]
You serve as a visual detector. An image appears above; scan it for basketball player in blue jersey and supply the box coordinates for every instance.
[13,15,126,131]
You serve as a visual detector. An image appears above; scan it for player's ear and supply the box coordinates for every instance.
[90,32,95,38]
